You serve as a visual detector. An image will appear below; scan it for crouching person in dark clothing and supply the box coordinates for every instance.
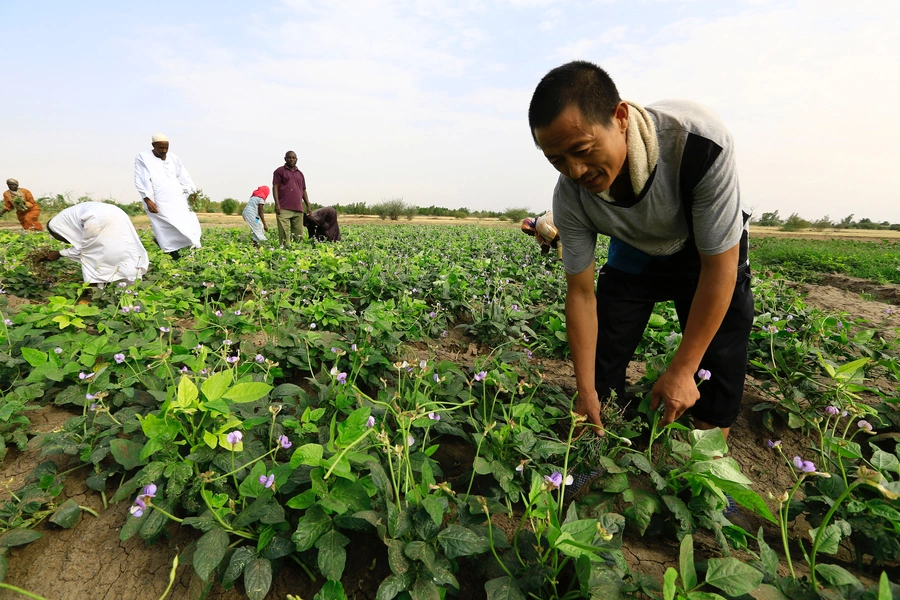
[304,207,342,242]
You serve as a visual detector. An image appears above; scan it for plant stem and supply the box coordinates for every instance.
[808,480,861,591]
[157,554,179,600]
[0,584,51,600]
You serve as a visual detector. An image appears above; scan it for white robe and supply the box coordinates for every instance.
[134,150,202,252]
[48,202,150,285]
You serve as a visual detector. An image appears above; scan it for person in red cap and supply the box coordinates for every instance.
[242,186,271,245]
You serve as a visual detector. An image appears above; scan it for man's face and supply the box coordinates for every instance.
[284,152,297,168]
[533,103,629,194]
[7,181,17,192]
[152,141,170,160]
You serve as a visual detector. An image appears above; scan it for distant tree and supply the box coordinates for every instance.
[403,205,418,220]
[221,198,239,215]
[837,214,855,229]
[890,224,900,231]
[856,218,878,230]
[755,211,783,227]
[811,215,833,231]
[780,213,810,231]
[372,198,406,220]
[503,207,531,222]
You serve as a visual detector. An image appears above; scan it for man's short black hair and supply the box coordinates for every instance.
[528,61,622,144]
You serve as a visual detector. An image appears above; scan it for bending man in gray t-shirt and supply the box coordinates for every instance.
[529,60,753,440]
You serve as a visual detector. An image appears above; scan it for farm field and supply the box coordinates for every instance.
[1,224,899,600]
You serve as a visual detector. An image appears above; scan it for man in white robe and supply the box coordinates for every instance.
[45,202,150,285]
[134,133,202,257]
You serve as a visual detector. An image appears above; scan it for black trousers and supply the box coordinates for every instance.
[594,259,754,428]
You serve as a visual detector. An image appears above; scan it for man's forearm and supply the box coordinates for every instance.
[565,283,599,396]
[669,247,739,376]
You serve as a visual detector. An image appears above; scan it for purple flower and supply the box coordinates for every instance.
[433,373,439,382]
[86,393,95,400]
[365,415,376,428]
[143,484,157,497]
[129,496,146,517]
[428,412,440,421]
[226,431,242,446]
[255,354,265,364]
[89,403,99,411]
[825,406,839,416]
[441,330,448,338]
[132,306,141,313]
[118,282,127,288]
[525,349,533,360]
[3,319,11,326]
[259,474,275,489]
[278,435,292,449]
[330,347,337,354]
[121,306,131,314]
[54,347,63,355]
[428,311,436,318]
[544,471,563,490]
[223,339,232,346]
[215,310,223,317]
[200,368,208,375]
[310,323,316,329]
[234,310,242,316]
[180,366,190,373]
[511,304,519,311]
[474,371,487,382]
[697,369,712,381]
[792,456,816,472]
[767,439,781,449]
[836,321,843,329]
[841,410,848,417]
[79,372,94,380]
[159,326,170,333]
[351,343,357,352]
[858,420,873,431]
[114,353,125,364]
[766,325,779,334]
[226,356,239,364]
[336,372,347,384]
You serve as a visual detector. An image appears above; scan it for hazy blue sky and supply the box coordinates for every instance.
[3,0,898,221]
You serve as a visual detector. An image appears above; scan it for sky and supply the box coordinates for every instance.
[2,0,899,222]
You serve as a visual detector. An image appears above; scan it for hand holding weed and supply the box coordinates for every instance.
[573,388,604,438]
[651,368,701,426]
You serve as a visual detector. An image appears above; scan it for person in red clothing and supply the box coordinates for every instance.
[272,151,311,247]
[2,179,43,231]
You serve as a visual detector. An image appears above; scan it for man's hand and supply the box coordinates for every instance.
[144,198,159,214]
[650,368,700,426]
[263,224,269,232]
[274,202,281,216]
[574,389,605,438]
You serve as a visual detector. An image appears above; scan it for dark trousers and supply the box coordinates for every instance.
[594,260,754,428]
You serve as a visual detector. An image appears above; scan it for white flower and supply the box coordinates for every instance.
[407,435,415,447]
[564,474,574,486]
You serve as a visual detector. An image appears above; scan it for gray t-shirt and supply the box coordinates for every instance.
[552,99,750,275]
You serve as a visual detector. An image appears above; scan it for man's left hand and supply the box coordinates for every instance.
[650,368,700,426]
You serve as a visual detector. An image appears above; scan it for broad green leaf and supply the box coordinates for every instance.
[315,529,349,582]
[484,576,525,600]
[375,572,414,600]
[692,457,752,485]
[203,430,218,449]
[870,450,900,473]
[808,524,842,555]
[663,567,678,600]
[109,439,148,470]
[20,347,48,367]
[437,524,490,559]
[713,478,777,523]
[233,496,276,530]
[421,496,444,528]
[292,506,331,551]
[224,382,273,404]
[878,571,891,600]
[243,557,273,600]
[194,527,230,581]
[336,407,371,447]
[410,577,440,600]
[648,313,667,327]
[315,580,349,600]
[560,519,598,544]
[679,534,697,590]
[815,564,860,588]
[0,528,42,547]
[690,428,728,460]
[705,557,763,596]
[49,499,81,529]
[757,528,780,578]
[290,443,324,468]
[176,375,199,409]
[386,540,409,575]
[201,370,233,402]
[223,546,256,587]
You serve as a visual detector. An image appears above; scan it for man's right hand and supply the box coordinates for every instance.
[274,203,281,216]
[144,198,159,214]
[574,389,604,437]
